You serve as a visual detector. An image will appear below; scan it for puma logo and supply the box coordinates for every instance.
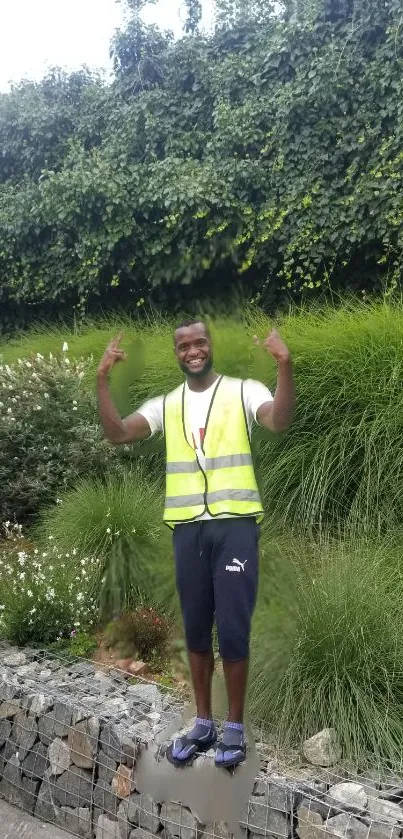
[225,558,248,573]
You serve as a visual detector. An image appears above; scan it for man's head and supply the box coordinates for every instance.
[174,319,213,379]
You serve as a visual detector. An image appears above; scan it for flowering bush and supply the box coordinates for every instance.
[106,606,172,663]
[0,524,100,645]
[0,347,119,523]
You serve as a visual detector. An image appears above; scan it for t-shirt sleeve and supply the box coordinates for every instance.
[136,395,164,436]
[243,378,274,425]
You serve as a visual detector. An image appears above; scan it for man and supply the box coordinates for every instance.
[97,319,295,769]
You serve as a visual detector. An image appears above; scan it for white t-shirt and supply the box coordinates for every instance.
[137,378,273,521]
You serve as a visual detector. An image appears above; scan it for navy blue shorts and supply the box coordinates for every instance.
[173,517,259,662]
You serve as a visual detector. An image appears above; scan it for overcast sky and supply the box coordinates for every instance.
[0,0,215,92]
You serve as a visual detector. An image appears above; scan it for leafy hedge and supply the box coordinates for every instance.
[1,0,403,330]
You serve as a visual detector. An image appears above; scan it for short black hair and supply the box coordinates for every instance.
[174,318,210,336]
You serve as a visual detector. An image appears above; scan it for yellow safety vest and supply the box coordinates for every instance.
[163,375,264,528]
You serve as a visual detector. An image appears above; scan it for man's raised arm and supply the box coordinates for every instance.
[97,334,151,444]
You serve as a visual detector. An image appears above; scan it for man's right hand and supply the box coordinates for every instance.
[97,333,127,378]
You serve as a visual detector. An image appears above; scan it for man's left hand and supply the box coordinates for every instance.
[261,329,291,364]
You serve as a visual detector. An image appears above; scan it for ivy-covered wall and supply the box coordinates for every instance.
[0,0,402,330]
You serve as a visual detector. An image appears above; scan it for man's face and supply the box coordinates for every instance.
[174,323,213,378]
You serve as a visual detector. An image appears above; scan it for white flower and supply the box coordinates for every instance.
[44,392,50,399]
[77,592,84,602]
[62,342,69,352]
[72,548,77,556]
[27,590,33,597]
[29,607,37,615]
[106,527,111,534]
[36,353,44,361]
[19,572,25,580]
[73,406,78,411]
[0,605,5,611]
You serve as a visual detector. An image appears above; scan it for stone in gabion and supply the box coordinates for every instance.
[38,699,72,743]
[161,802,202,839]
[48,736,71,775]
[13,710,38,760]
[0,753,39,814]
[3,652,27,667]
[35,774,59,822]
[240,796,289,837]
[0,699,21,718]
[23,691,54,715]
[0,718,11,747]
[368,799,403,824]
[98,748,118,783]
[329,783,368,813]
[297,802,324,839]
[93,778,119,823]
[68,716,99,768]
[327,813,369,839]
[112,764,136,799]
[57,805,92,838]
[0,672,21,701]
[22,741,49,780]
[96,813,122,839]
[53,765,93,809]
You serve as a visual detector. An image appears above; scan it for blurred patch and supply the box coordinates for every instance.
[109,336,146,417]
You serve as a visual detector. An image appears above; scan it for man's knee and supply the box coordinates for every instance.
[216,624,251,661]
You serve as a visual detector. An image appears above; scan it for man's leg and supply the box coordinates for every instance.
[211,517,259,766]
[188,650,215,719]
[222,658,249,723]
[168,522,217,763]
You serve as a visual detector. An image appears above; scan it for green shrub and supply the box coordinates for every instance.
[106,606,172,662]
[0,538,99,646]
[250,300,403,535]
[35,469,179,620]
[0,349,120,523]
[250,527,403,767]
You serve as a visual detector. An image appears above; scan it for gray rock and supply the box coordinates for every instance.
[100,723,138,766]
[0,699,21,718]
[38,669,53,681]
[368,799,403,825]
[3,652,27,667]
[297,804,324,839]
[0,753,38,814]
[127,684,160,705]
[0,719,11,747]
[69,662,96,678]
[130,831,153,839]
[38,700,72,744]
[130,792,161,833]
[53,766,93,808]
[201,822,232,839]
[326,814,368,839]
[97,814,122,839]
[34,774,59,822]
[48,737,71,775]
[100,723,123,760]
[57,806,92,838]
[22,692,54,715]
[93,778,119,821]
[98,749,118,783]
[240,797,289,837]
[68,716,99,768]
[0,672,21,701]
[22,740,49,780]
[161,802,201,839]
[13,710,38,759]
[329,783,368,813]
[302,729,342,767]
[15,663,39,678]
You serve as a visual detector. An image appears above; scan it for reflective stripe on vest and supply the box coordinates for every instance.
[163,376,264,526]
[166,453,253,474]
